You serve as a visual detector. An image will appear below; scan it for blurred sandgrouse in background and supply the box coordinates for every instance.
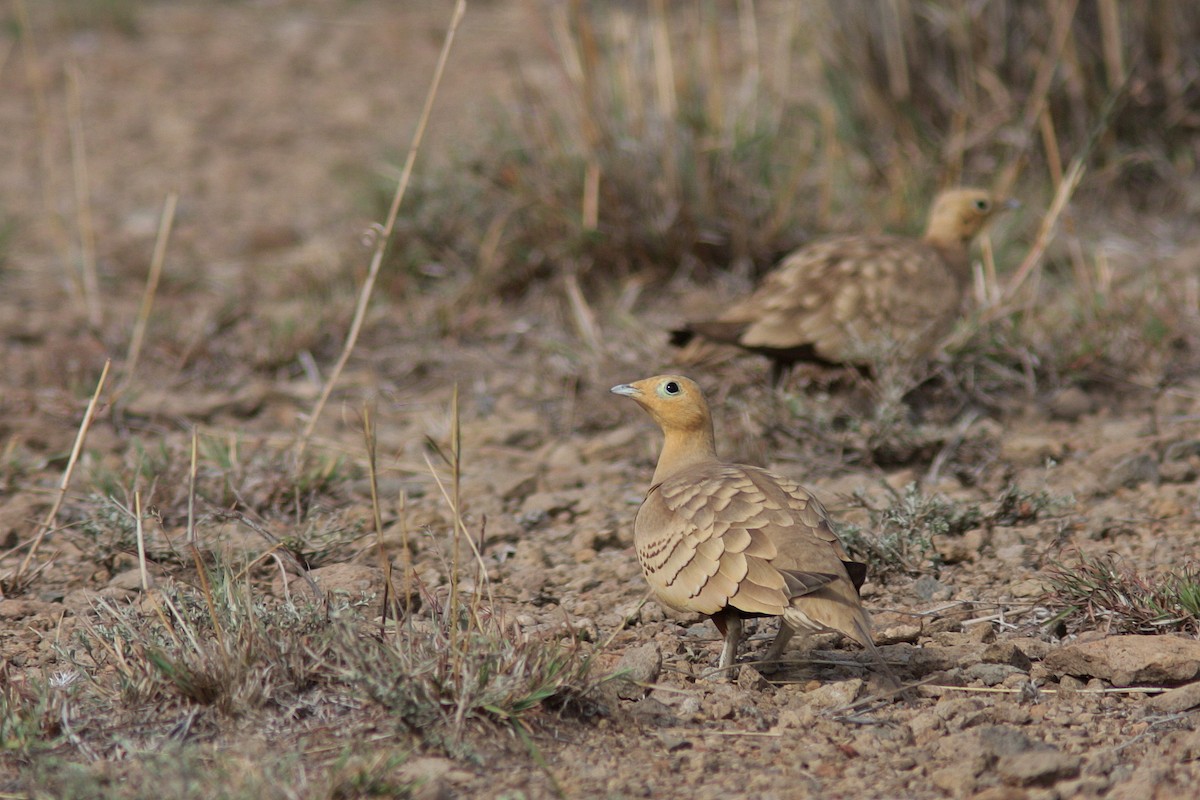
[611,374,881,673]
[670,188,1014,383]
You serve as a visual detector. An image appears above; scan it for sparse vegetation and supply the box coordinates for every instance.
[840,481,1069,580]
[1045,553,1200,635]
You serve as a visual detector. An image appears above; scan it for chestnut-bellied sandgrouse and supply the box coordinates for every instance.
[612,374,881,672]
[670,188,1014,382]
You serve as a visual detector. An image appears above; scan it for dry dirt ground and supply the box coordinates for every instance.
[2,2,1200,799]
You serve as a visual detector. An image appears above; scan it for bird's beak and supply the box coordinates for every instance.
[610,383,641,398]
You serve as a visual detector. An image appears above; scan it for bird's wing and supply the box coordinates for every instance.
[728,236,960,362]
[634,463,853,617]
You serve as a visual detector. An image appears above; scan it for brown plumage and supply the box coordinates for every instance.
[611,374,879,672]
[671,188,1014,381]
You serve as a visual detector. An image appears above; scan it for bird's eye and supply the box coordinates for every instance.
[974,198,991,212]
[663,381,681,395]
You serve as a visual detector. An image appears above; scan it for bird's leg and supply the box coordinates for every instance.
[712,610,742,672]
[761,622,796,669]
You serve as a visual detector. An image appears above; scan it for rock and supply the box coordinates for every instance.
[610,642,662,701]
[803,678,863,711]
[395,757,467,800]
[933,527,985,564]
[996,749,1081,786]
[909,643,984,674]
[1044,635,1200,686]
[930,761,978,795]
[983,642,1034,671]
[277,563,385,601]
[876,622,922,645]
[1046,386,1094,421]
[1145,680,1200,713]
[737,664,773,693]
[107,567,161,592]
[1008,579,1051,598]
[62,588,105,612]
[966,663,1027,686]
[1006,638,1052,662]
[1103,454,1159,491]
[913,575,951,601]
[0,599,65,619]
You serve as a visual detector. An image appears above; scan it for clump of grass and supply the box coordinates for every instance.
[330,604,596,752]
[63,568,327,716]
[0,671,63,757]
[813,1,1199,193]
[331,388,602,754]
[840,481,1069,580]
[23,745,310,800]
[1045,553,1200,635]
[386,2,828,295]
[941,253,1200,408]
[839,482,982,579]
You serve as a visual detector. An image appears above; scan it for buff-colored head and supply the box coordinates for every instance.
[610,375,712,436]
[924,188,1014,249]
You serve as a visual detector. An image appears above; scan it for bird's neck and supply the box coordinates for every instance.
[925,236,972,286]
[652,424,718,485]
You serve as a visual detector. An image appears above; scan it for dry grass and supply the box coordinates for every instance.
[1045,552,1200,635]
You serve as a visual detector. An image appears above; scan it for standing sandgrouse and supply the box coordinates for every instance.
[670,188,1014,381]
[611,374,879,672]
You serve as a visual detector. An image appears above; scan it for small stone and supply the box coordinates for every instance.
[876,623,921,645]
[1103,454,1159,492]
[932,527,985,564]
[913,575,950,601]
[1009,579,1051,599]
[737,664,773,693]
[1046,386,1094,421]
[910,643,984,673]
[966,663,1026,686]
[930,761,978,795]
[803,678,863,711]
[996,749,1081,786]
[611,642,663,701]
[1145,680,1200,714]
[107,568,159,592]
[983,642,1034,671]
[1044,635,1200,686]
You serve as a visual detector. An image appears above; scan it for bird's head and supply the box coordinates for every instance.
[610,374,712,435]
[925,187,1017,247]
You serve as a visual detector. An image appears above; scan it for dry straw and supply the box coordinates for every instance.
[298,0,467,460]
[8,359,111,592]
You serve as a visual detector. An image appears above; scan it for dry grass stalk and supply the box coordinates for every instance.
[9,358,111,591]
[297,0,466,460]
[186,425,198,545]
[361,405,401,630]
[1001,158,1085,304]
[134,491,150,592]
[122,191,178,390]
